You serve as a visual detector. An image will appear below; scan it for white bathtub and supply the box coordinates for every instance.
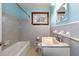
[0,41,30,56]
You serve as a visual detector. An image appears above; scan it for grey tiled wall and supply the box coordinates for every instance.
[53,22,79,38]
[19,19,50,45]
[2,13,20,50]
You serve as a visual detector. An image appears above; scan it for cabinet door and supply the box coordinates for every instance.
[70,39,79,56]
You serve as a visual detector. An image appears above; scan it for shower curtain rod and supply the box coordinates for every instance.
[16,3,30,18]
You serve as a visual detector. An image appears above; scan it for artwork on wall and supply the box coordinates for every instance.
[32,12,49,25]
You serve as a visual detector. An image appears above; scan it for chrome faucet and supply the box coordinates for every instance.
[0,42,4,46]
[0,42,7,46]
[56,35,63,42]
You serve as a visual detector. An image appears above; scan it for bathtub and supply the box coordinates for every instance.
[38,37,70,56]
[0,41,30,56]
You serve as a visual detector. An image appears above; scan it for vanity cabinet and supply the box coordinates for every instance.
[70,39,79,56]
[42,47,70,56]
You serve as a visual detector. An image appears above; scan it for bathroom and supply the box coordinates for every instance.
[0,3,79,56]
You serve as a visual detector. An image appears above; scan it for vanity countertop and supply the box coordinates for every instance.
[38,42,69,47]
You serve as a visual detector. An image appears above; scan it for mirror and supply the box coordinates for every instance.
[56,3,67,24]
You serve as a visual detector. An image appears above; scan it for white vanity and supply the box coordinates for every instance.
[38,37,70,56]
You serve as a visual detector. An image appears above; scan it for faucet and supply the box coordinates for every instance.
[56,35,63,42]
[0,42,4,46]
[0,41,9,46]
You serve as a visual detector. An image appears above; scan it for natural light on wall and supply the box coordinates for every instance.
[51,3,64,26]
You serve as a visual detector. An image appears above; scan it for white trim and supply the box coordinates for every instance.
[0,3,2,52]
[52,20,79,27]
[0,3,2,42]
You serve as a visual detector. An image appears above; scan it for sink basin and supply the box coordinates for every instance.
[41,37,69,46]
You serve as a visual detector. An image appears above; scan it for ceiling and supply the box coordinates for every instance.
[18,3,51,8]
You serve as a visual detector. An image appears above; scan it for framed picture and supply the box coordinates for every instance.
[32,12,49,25]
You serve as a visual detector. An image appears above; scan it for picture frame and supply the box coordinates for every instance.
[32,12,49,25]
